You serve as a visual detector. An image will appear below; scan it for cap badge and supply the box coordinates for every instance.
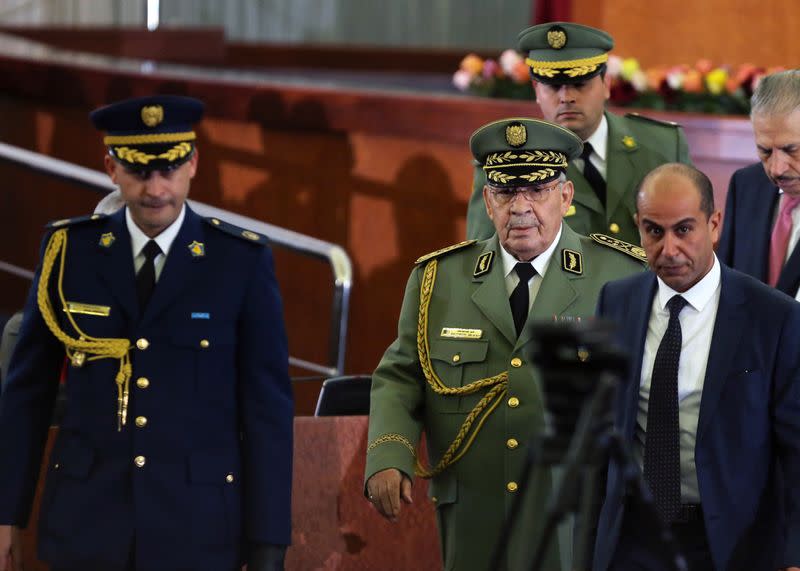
[188,240,205,257]
[99,232,115,248]
[140,105,164,128]
[547,27,567,49]
[622,135,637,149]
[505,123,527,147]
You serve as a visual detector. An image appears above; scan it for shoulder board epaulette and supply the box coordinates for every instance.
[46,213,107,229]
[204,217,268,245]
[624,112,681,129]
[415,240,476,265]
[590,233,647,263]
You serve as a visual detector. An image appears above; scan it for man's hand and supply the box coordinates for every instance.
[0,525,23,571]
[366,468,413,522]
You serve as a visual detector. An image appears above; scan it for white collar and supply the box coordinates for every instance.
[500,224,563,278]
[126,204,186,258]
[584,114,608,161]
[656,254,721,312]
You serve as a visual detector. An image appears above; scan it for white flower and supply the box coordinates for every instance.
[666,69,684,90]
[631,69,649,93]
[453,69,473,91]
[499,49,522,76]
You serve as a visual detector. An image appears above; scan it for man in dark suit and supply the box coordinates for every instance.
[593,163,800,570]
[0,95,293,571]
[718,70,800,299]
[466,22,692,245]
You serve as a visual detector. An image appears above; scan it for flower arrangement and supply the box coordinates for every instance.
[453,51,786,116]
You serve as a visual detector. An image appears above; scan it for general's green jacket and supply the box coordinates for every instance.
[465,111,692,245]
[365,225,644,571]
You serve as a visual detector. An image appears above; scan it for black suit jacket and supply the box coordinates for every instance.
[717,162,800,295]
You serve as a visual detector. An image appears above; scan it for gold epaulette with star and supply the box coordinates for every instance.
[415,240,476,265]
[46,213,107,229]
[590,233,647,263]
[204,217,268,245]
[625,112,682,129]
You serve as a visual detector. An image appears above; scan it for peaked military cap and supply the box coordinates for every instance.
[518,22,614,85]
[470,118,583,187]
[90,95,204,172]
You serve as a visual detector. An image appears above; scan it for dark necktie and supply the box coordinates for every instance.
[509,262,537,337]
[643,294,688,523]
[581,142,606,205]
[136,240,162,310]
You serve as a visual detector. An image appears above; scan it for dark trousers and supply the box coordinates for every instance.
[610,501,715,570]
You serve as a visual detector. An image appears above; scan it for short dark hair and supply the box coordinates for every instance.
[636,163,715,218]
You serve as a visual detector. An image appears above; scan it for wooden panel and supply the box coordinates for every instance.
[573,0,800,67]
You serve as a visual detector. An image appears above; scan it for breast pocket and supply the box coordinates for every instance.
[429,339,489,412]
[170,323,236,400]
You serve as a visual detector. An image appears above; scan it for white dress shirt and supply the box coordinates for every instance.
[499,224,562,310]
[635,255,722,502]
[577,114,608,180]
[126,204,186,282]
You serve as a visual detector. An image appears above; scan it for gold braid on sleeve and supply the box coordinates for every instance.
[414,259,508,479]
[37,229,133,430]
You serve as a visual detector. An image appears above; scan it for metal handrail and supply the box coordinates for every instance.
[0,141,352,377]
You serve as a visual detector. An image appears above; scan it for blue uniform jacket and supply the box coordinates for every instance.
[593,265,800,571]
[0,206,293,571]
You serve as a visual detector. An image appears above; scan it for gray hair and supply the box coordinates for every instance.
[750,69,800,118]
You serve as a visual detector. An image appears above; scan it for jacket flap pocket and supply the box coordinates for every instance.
[188,450,240,485]
[52,435,95,479]
[429,339,488,366]
[428,473,458,506]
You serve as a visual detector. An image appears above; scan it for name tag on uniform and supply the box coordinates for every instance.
[440,327,482,339]
[191,312,211,320]
[63,301,111,317]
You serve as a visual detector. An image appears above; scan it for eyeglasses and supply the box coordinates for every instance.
[488,181,563,205]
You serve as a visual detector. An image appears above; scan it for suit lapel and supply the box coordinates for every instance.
[567,162,604,214]
[471,236,517,346]
[605,112,641,222]
[95,208,139,320]
[623,273,657,442]
[696,265,747,442]
[750,181,779,280]
[141,207,207,325]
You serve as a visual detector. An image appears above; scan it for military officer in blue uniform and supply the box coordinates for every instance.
[0,95,293,571]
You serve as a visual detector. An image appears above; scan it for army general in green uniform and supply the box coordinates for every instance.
[466,22,692,245]
[365,118,645,570]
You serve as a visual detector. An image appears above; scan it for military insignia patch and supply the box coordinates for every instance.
[590,233,648,263]
[473,251,494,277]
[141,105,164,128]
[505,123,527,147]
[577,347,590,362]
[99,232,115,248]
[622,135,637,149]
[188,240,205,257]
[561,249,583,275]
[547,26,567,49]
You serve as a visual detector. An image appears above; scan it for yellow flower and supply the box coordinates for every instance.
[620,58,640,81]
[460,54,484,76]
[705,67,729,95]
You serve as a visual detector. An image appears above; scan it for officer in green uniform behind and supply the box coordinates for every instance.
[466,22,692,245]
[365,118,645,570]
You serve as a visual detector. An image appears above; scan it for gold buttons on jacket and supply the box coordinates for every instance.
[135,416,148,428]
[452,354,461,363]
[508,397,520,408]
[609,223,620,234]
[226,473,235,483]
[136,377,149,389]
[200,339,210,349]
[510,357,522,368]
[136,338,149,350]
[506,438,519,449]
[134,455,146,468]
[507,481,518,492]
